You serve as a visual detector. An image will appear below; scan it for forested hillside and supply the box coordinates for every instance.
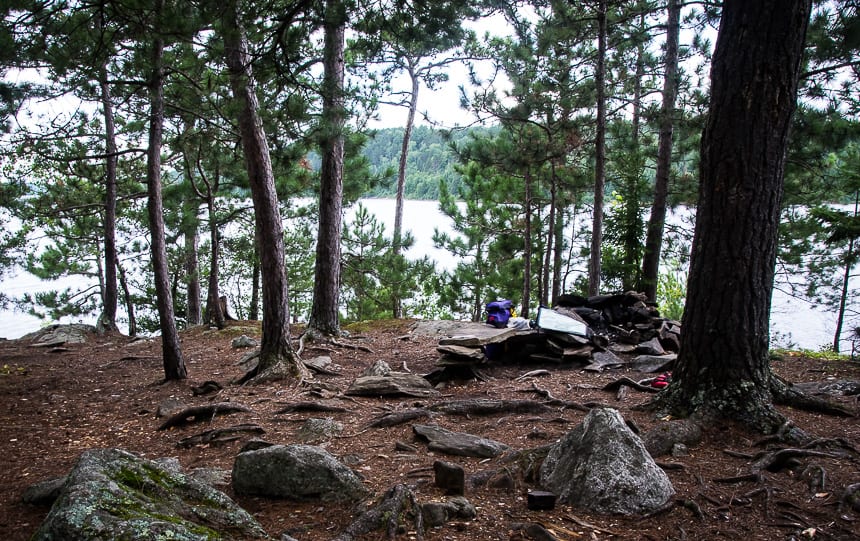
[361,125,496,200]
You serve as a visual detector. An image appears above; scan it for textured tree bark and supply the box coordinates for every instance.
[640,0,681,301]
[146,8,186,381]
[391,63,419,319]
[204,193,225,329]
[223,0,307,382]
[587,0,607,297]
[96,57,119,334]
[656,0,811,432]
[309,0,347,337]
[183,227,201,326]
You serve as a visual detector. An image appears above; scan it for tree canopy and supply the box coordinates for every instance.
[1,0,859,382]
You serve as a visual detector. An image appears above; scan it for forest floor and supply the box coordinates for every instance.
[1,318,859,541]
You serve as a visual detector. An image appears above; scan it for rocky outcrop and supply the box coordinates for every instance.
[540,408,675,515]
[232,444,369,502]
[32,448,267,540]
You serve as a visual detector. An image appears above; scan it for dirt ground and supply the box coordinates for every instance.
[1,319,859,541]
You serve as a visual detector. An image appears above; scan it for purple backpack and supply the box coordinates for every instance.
[486,299,513,328]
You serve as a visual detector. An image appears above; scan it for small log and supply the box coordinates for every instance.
[157,402,252,430]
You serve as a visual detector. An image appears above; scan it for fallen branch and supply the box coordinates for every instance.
[157,402,252,430]
[515,369,552,381]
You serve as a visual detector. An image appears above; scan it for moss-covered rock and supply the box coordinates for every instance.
[32,448,268,540]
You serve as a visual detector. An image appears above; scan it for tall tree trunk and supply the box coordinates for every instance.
[117,254,136,337]
[620,14,646,292]
[521,168,532,319]
[223,0,307,382]
[588,0,607,297]
[249,241,260,320]
[833,190,859,353]
[656,0,811,432]
[204,192,225,329]
[96,59,119,334]
[552,201,564,302]
[184,227,202,326]
[542,162,557,307]
[640,0,681,301]
[309,0,346,337]
[146,11,186,381]
[391,64,419,319]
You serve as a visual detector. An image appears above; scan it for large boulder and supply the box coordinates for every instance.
[540,408,674,515]
[232,444,369,502]
[32,448,267,541]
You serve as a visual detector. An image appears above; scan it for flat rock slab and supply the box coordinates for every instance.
[583,350,626,371]
[436,344,486,360]
[346,373,439,398]
[413,424,510,458]
[415,320,530,346]
[628,353,676,373]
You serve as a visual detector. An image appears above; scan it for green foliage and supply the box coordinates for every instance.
[362,126,496,199]
[656,261,686,322]
[341,203,438,322]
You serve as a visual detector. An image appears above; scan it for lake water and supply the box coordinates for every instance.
[0,198,839,350]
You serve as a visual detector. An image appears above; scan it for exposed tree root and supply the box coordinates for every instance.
[175,423,264,448]
[366,408,434,429]
[274,401,350,414]
[603,376,660,394]
[332,484,423,541]
[519,382,591,412]
[299,328,374,356]
[771,377,856,417]
[236,353,311,386]
[157,402,253,430]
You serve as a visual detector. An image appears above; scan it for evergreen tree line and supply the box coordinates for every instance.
[0,0,858,387]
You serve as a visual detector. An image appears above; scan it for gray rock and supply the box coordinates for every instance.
[232,444,369,502]
[583,350,625,371]
[420,496,477,528]
[188,468,231,487]
[361,359,391,377]
[22,324,95,346]
[540,408,675,515]
[636,336,666,356]
[346,373,439,398]
[231,335,258,348]
[628,353,676,373]
[22,476,67,506]
[32,448,267,540]
[413,424,510,458]
[642,419,702,458]
[433,460,465,495]
[156,397,185,418]
[296,418,344,443]
[304,355,337,372]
